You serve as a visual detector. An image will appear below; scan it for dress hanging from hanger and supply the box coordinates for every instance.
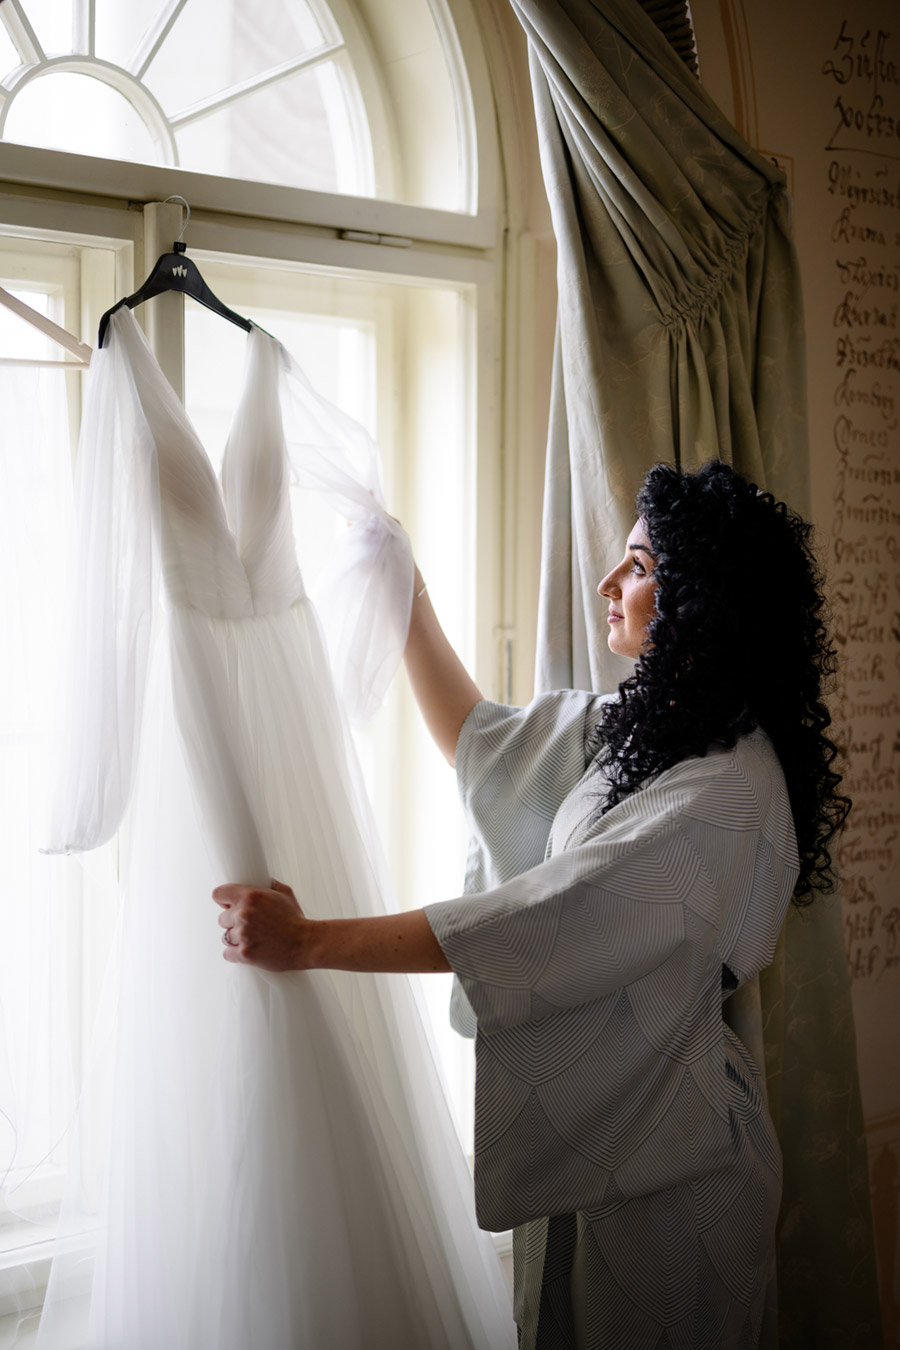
[38,306,514,1350]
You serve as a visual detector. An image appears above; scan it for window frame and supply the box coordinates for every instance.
[0,0,502,226]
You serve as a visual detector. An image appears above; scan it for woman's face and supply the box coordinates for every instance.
[597,519,659,659]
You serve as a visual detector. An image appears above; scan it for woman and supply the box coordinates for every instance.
[214,460,848,1348]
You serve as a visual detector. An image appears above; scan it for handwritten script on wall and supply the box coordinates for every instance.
[823,19,900,982]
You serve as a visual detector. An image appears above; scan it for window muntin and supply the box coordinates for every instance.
[0,23,20,73]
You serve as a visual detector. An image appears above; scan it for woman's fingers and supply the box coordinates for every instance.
[211,880,307,971]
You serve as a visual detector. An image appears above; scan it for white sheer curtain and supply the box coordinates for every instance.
[0,365,118,1343]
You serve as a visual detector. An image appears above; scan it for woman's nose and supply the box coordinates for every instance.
[597,569,617,598]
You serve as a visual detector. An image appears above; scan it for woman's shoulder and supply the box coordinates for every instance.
[686,725,787,796]
[575,725,794,846]
[644,727,798,865]
[457,689,617,814]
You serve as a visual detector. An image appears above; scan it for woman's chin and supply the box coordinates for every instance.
[607,632,639,661]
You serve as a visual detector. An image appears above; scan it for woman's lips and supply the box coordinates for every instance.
[608,611,623,623]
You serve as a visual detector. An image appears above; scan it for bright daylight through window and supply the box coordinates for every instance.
[0,0,472,209]
[0,0,370,192]
[0,1,499,1335]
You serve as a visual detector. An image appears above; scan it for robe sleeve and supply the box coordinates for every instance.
[42,341,159,854]
[448,690,612,1034]
[456,690,613,886]
[276,347,413,725]
[427,733,799,1036]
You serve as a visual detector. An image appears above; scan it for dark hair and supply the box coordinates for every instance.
[595,459,849,905]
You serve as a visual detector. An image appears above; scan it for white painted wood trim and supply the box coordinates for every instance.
[0,283,91,362]
[0,143,500,249]
[138,200,185,399]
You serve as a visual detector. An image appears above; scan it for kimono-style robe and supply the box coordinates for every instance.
[424,691,799,1349]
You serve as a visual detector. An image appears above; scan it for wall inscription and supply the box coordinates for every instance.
[822,18,900,983]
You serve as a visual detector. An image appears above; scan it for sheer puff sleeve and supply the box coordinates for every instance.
[276,347,413,725]
[42,341,159,854]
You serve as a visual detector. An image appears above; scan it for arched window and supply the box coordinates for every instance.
[0,0,481,210]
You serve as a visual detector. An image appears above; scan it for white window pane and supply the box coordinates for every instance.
[4,71,160,162]
[0,287,56,361]
[143,0,327,113]
[183,306,374,473]
[94,0,172,70]
[174,66,352,193]
[17,0,71,56]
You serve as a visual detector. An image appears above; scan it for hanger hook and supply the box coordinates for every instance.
[164,195,191,245]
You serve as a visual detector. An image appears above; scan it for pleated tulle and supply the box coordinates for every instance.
[38,600,513,1349]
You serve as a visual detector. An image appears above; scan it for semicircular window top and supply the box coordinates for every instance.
[0,0,471,210]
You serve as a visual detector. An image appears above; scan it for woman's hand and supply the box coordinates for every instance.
[212,880,451,976]
[214,878,312,971]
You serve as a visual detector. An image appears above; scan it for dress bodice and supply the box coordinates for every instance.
[46,304,413,856]
[107,307,304,617]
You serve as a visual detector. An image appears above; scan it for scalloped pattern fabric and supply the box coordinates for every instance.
[425,693,799,1347]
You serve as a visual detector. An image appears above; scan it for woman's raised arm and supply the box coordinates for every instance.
[404,565,482,766]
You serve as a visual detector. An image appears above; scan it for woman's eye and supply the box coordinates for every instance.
[632,559,645,575]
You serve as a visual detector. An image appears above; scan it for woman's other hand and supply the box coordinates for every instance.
[214,878,310,971]
[212,880,451,975]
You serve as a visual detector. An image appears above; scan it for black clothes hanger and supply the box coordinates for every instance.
[97,246,251,348]
[97,198,252,348]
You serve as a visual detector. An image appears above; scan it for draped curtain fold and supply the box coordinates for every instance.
[511,0,881,1342]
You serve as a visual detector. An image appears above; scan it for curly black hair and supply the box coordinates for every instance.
[595,459,849,905]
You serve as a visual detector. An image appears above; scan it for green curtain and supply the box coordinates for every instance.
[511,0,881,1343]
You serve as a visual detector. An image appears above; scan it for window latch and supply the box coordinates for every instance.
[339,230,412,248]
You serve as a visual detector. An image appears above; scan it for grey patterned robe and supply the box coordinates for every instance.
[424,692,799,1349]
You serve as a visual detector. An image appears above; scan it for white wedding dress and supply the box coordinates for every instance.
[39,307,514,1349]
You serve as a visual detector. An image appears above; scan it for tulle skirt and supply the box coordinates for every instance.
[36,597,513,1349]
